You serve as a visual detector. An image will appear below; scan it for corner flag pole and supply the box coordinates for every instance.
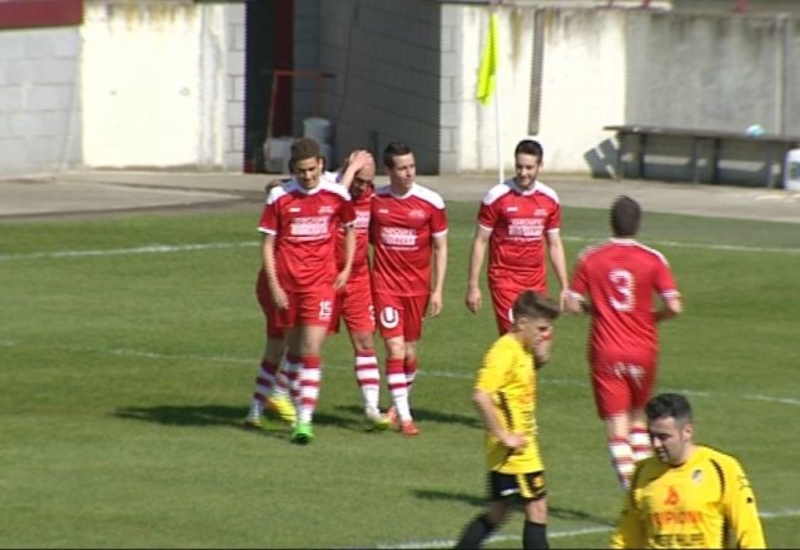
[477,9,503,183]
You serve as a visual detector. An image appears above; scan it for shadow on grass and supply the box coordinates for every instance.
[334,404,481,430]
[113,404,360,433]
[412,489,614,526]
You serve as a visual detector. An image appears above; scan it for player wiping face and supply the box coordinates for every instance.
[515,314,554,358]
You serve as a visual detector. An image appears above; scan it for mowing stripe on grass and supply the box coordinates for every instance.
[2,235,800,262]
[373,508,800,549]
[2,341,798,408]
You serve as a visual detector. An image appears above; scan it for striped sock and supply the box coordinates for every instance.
[354,351,381,412]
[630,426,652,463]
[404,357,418,395]
[284,355,302,410]
[386,357,412,421]
[608,436,635,489]
[251,360,279,414]
[298,355,322,424]
[273,367,290,399]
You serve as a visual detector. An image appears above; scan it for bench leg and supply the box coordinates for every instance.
[711,138,721,184]
[637,134,647,179]
[691,138,700,183]
[765,145,775,188]
[615,132,625,180]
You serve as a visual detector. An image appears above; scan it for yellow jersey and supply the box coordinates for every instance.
[611,445,766,549]
[475,334,543,475]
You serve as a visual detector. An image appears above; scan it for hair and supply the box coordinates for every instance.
[512,290,560,323]
[646,393,693,426]
[290,137,321,167]
[610,195,641,237]
[383,140,413,168]
[514,139,544,161]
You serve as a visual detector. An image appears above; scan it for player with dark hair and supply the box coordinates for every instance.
[455,290,561,550]
[566,195,683,488]
[370,140,448,436]
[466,139,568,335]
[612,393,766,548]
[253,137,356,444]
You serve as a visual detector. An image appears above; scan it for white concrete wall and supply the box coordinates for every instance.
[0,27,82,177]
[452,8,536,173]
[81,1,244,170]
[450,7,627,174]
[537,9,627,173]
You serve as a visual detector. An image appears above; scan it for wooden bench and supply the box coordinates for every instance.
[604,124,800,188]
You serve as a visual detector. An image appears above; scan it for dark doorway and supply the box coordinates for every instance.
[244,0,293,173]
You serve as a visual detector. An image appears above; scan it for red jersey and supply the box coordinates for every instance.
[258,178,355,292]
[335,184,372,285]
[569,238,680,359]
[477,179,561,292]
[370,182,448,297]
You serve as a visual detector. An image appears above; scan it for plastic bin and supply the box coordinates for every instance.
[784,149,800,191]
[263,136,292,174]
[303,117,333,146]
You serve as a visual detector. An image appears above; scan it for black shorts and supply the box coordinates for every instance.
[487,470,547,502]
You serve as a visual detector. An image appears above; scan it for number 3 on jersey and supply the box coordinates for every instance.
[609,268,634,311]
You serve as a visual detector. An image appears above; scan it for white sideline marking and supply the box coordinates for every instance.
[374,508,800,549]
[1,340,797,407]
[745,394,800,407]
[0,241,257,262]
[2,234,800,262]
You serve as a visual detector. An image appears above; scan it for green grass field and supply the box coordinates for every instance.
[1,199,798,548]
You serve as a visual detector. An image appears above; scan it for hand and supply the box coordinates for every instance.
[558,288,570,313]
[534,331,553,366]
[347,149,373,171]
[270,285,289,310]
[465,287,482,313]
[264,178,284,195]
[333,269,350,291]
[428,290,443,318]
[500,432,528,453]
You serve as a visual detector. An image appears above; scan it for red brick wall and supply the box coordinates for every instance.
[0,0,82,29]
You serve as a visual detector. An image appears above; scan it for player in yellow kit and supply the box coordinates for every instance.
[611,393,766,549]
[454,290,560,550]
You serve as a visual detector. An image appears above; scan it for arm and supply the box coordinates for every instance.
[465,227,490,314]
[338,150,373,190]
[564,290,587,315]
[264,178,288,195]
[428,233,448,317]
[546,230,570,311]
[655,295,683,322]
[610,485,646,549]
[724,461,767,549]
[261,233,287,309]
[472,389,526,452]
[334,225,356,290]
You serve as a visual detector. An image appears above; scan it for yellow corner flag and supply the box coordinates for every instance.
[476,13,498,105]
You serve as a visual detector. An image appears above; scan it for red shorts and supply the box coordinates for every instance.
[490,285,547,335]
[590,349,657,419]
[373,293,429,342]
[329,278,375,335]
[256,271,335,334]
